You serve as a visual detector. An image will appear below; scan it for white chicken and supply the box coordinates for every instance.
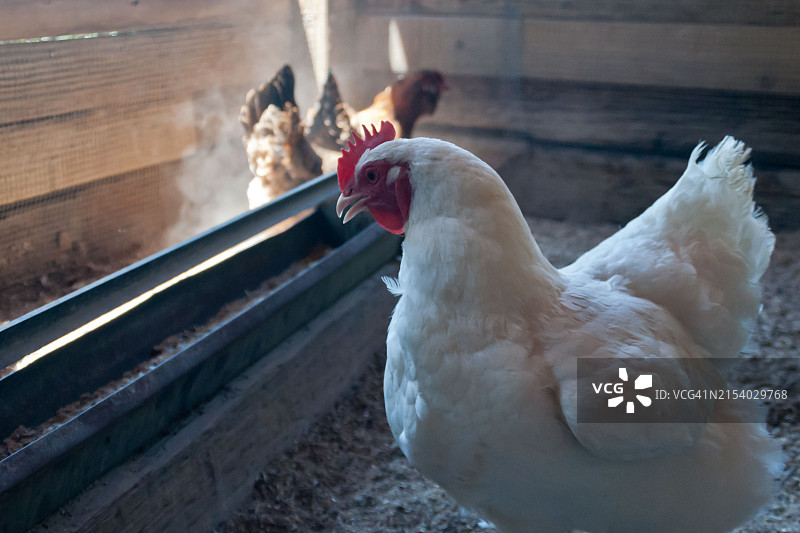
[335,122,783,533]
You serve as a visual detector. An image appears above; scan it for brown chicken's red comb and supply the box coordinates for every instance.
[337,121,397,190]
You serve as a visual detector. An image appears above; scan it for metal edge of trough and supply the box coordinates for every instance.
[0,207,349,440]
[0,215,401,531]
[30,263,401,533]
[0,172,341,368]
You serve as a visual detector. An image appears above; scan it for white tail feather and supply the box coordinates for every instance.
[565,137,774,358]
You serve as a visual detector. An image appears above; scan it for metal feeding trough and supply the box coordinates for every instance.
[0,173,401,533]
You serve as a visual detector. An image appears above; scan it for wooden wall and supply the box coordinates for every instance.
[1,0,798,292]
[0,0,318,289]
[330,0,800,228]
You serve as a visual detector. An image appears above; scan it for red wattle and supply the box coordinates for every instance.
[369,177,412,235]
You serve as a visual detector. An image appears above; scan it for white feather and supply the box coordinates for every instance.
[382,275,404,296]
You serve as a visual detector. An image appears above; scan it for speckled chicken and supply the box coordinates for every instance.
[239,65,323,209]
[240,65,446,209]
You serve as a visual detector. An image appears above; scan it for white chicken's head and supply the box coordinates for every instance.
[335,121,411,234]
[336,120,507,236]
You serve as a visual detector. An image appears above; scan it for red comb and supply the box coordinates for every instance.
[337,121,397,190]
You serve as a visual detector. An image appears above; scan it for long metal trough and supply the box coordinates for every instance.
[0,173,401,533]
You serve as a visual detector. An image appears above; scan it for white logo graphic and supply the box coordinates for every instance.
[607,367,653,413]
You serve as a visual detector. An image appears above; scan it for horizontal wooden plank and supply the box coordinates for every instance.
[0,81,269,207]
[429,130,800,230]
[0,101,197,204]
[0,0,291,42]
[354,14,523,78]
[412,75,800,166]
[0,19,310,126]
[353,15,800,95]
[356,0,800,26]
[523,20,800,94]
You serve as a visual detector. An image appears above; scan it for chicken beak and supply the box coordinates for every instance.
[336,193,369,224]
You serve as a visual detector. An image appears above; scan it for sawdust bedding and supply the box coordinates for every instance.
[219,217,800,533]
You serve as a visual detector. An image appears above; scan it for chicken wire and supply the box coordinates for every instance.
[2,43,139,272]
[0,8,310,323]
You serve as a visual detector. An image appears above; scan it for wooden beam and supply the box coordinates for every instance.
[298,0,330,90]
[355,15,523,78]
[423,129,800,230]
[356,0,800,26]
[413,75,800,166]
[0,0,291,42]
[0,22,297,127]
[354,15,800,95]
[0,101,197,205]
[522,20,800,94]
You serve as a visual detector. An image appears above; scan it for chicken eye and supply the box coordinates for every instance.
[366,170,378,183]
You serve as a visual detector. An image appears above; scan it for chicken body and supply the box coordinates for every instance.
[241,66,446,209]
[339,134,781,532]
[344,69,447,140]
[240,66,323,209]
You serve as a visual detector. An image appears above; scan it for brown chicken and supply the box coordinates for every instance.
[240,65,446,208]
[345,68,448,140]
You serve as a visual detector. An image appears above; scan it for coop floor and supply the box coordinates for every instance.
[219,217,800,533]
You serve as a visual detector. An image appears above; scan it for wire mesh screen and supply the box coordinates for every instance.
[2,0,798,326]
[0,1,319,323]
